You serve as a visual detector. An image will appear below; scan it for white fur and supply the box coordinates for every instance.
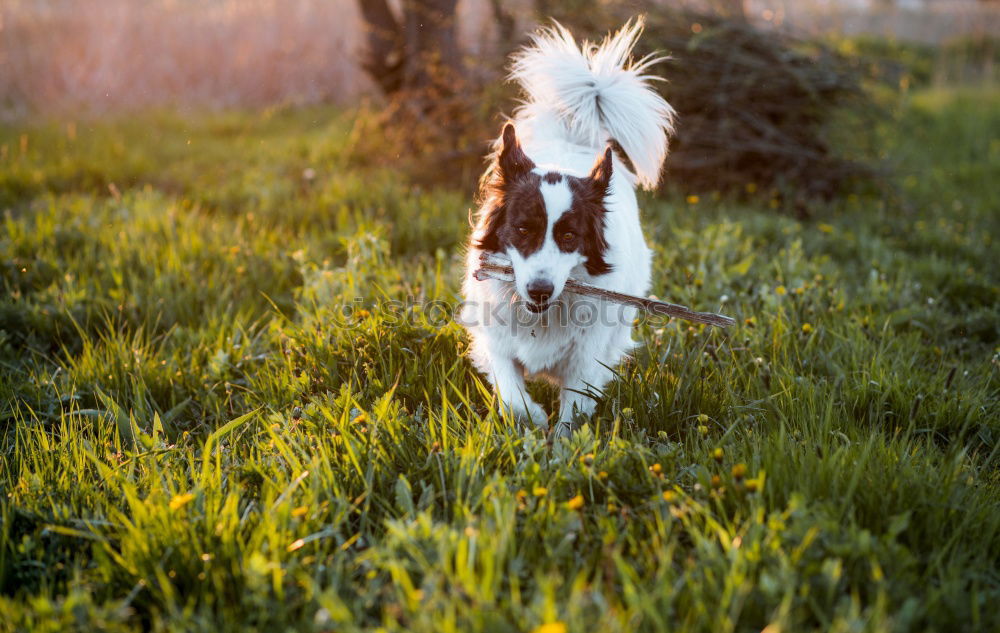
[508,17,675,190]
[461,20,673,437]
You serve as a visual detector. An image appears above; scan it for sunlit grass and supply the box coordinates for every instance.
[1,88,998,632]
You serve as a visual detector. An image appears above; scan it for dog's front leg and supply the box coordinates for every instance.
[489,355,549,429]
[554,360,613,438]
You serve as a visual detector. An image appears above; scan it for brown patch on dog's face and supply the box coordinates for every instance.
[564,147,614,276]
[494,173,546,257]
[474,124,536,253]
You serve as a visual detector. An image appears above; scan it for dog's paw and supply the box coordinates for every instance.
[521,401,550,430]
[552,420,575,439]
[497,399,549,429]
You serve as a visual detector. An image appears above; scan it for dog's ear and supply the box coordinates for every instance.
[573,146,613,276]
[585,146,613,200]
[497,123,535,184]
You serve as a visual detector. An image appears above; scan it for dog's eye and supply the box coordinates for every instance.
[561,231,576,242]
[517,226,529,236]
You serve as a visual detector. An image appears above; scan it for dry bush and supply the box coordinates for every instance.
[642,12,876,202]
[527,3,878,204]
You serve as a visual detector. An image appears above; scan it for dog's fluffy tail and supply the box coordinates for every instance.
[510,18,674,190]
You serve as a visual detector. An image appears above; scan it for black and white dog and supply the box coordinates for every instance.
[461,20,675,437]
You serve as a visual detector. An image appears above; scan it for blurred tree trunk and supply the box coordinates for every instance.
[489,0,517,45]
[357,0,462,99]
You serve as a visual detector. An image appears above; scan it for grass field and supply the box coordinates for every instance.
[1,87,998,632]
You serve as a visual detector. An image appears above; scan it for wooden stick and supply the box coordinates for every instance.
[474,252,736,328]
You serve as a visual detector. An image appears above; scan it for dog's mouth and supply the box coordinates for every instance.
[525,301,552,313]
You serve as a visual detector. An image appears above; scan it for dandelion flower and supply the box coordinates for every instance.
[533,486,548,497]
[775,285,787,296]
[566,495,585,510]
[169,493,195,511]
[662,490,677,502]
[649,463,663,475]
[731,463,747,480]
[802,323,813,333]
[712,448,724,462]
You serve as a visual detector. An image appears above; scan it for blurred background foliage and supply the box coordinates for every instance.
[2,0,998,207]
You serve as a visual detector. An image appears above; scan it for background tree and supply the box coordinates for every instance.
[357,0,463,100]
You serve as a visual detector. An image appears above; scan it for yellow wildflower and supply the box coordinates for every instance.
[169,493,195,511]
[533,486,548,497]
[566,495,585,510]
[775,285,787,296]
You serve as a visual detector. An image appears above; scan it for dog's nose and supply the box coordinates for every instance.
[526,279,554,304]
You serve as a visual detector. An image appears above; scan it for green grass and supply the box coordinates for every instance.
[1,88,998,632]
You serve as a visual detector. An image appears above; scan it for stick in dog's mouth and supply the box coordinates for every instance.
[474,251,736,328]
